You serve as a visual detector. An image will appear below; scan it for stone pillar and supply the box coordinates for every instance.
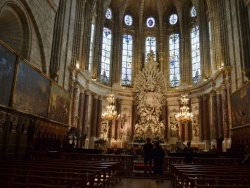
[198,96,204,141]
[90,95,98,138]
[71,83,79,127]
[115,99,122,140]
[70,0,86,67]
[217,92,223,138]
[211,90,218,144]
[222,84,230,138]
[77,91,84,131]
[92,0,105,79]
[203,95,210,149]
[222,84,230,151]
[162,104,168,141]
[81,90,89,148]
[203,95,209,140]
[107,120,113,147]
[50,0,67,81]
[131,101,137,139]
[96,96,102,138]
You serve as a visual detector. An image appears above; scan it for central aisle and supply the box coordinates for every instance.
[114,178,173,188]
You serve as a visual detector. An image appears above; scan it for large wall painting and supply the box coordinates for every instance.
[49,83,70,124]
[231,81,250,128]
[13,60,50,117]
[0,44,16,107]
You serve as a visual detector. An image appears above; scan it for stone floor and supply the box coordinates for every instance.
[114,178,174,188]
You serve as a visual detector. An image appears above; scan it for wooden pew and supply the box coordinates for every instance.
[0,158,122,187]
[170,163,250,188]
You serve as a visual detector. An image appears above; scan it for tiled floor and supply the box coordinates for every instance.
[114,178,174,188]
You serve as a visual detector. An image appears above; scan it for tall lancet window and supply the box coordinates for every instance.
[208,21,213,67]
[145,17,156,61]
[169,13,180,87]
[169,34,180,87]
[101,27,112,84]
[122,34,133,86]
[88,17,95,71]
[145,36,156,61]
[122,14,133,86]
[190,6,201,83]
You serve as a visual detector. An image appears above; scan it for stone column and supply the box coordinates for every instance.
[203,95,209,140]
[90,95,98,138]
[114,99,122,140]
[217,92,223,138]
[203,95,210,150]
[222,84,230,138]
[81,90,89,148]
[107,120,113,147]
[92,0,105,79]
[77,91,84,131]
[70,0,86,67]
[131,101,137,139]
[50,0,66,81]
[96,96,102,138]
[198,96,204,141]
[211,90,218,147]
[71,83,79,127]
[162,104,168,141]
[222,84,230,151]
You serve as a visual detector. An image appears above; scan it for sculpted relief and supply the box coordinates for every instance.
[133,50,166,141]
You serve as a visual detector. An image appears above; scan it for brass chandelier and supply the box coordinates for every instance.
[175,93,193,122]
[101,93,120,121]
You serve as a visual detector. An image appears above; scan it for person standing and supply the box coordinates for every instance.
[143,138,154,173]
[152,141,165,183]
[183,141,193,164]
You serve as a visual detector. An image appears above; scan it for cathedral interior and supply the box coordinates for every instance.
[0,0,250,158]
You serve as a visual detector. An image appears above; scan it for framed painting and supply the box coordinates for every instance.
[230,81,250,128]
[0,43,16,107]
[49,82,70,124]
[12,60,50,117]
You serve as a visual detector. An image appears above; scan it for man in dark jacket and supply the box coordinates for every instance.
[143,138,154,173]
[152,141,165,182]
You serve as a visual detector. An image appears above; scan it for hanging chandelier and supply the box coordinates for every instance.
[175,93,193,122]
[101,93,120,121]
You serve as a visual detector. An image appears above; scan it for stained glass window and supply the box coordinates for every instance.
[88,19,95,71]
[191,6,197,17]
[121,34,133,86]
[191,26,201,83]
[146,17,155,28]
[169,34,180,87]
[124,15,133,26]
[169,14,178,25]
[145,36,156,61]
[105,8,112,19]
[101,27,112,84]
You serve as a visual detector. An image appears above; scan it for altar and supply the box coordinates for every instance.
[133,50,166,142]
